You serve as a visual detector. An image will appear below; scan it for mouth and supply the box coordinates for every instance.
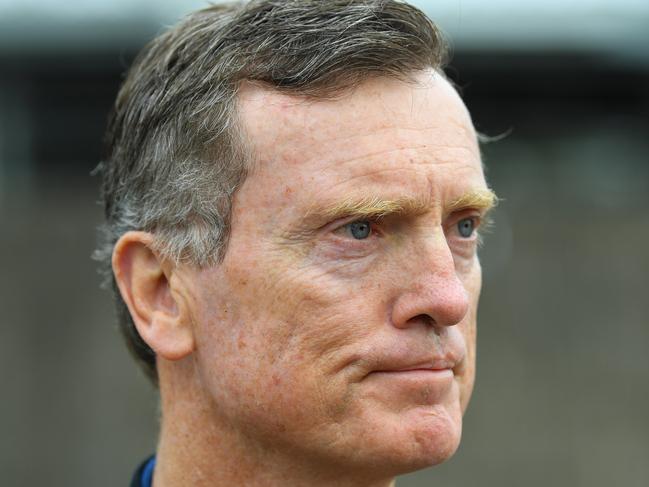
[349,334,467,383]
[364,365,457,405]
[369,366,455,383]
[350,339,467,405]
[391,359,458,373]
[372,368,451,379]
[370,352,463,376]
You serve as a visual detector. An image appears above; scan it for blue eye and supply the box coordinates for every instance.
[347,220,372,240]
[457,218,475,238]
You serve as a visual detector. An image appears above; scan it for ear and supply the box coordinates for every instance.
[112,231,195,361]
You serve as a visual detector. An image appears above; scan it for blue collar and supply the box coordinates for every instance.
[138,456,156,487]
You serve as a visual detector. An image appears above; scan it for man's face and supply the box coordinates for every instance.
[183,71,492,476]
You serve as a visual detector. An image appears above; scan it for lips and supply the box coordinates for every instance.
[390,357,459,372]
[367,344,466,376]
[373,360,458,376]
[364,349,462,405]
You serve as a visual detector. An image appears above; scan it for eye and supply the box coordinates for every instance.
[345,220,372,240]
[457,217,476,238]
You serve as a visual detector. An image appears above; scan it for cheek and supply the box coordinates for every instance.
[189,251,382,417]
[457,258,481,412]
[222,243,385,350]
[458,317,477,413]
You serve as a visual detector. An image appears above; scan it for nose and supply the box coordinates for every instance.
[390,238,470,330]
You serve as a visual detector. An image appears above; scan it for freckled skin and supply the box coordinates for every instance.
[158,70,488,487]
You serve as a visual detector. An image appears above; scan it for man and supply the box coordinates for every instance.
[96,1,497,485]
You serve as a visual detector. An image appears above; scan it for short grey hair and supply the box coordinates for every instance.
[95,0,448,383]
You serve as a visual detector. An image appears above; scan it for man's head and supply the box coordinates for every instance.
[96,0,449,383]
[98,0,496,483]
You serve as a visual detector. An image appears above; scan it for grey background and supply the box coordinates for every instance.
[1,1,648,486]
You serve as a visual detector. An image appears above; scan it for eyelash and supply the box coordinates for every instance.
[331,214,484,242]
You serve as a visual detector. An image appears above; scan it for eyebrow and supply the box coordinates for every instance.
[447,188,499,215]
[316,195,431,222]
[306,188,498,226]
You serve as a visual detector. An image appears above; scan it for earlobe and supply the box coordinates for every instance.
[112,231,195,361]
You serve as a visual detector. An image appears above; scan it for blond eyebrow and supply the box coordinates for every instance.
[315,195,431,223]
[301,188,498,230]
[447,189,499,215]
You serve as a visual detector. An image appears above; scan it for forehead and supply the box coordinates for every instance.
[235,71,485,218]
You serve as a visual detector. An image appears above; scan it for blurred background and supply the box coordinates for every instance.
[1,0,647,485]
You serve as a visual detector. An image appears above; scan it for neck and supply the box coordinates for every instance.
[152,360,396,487]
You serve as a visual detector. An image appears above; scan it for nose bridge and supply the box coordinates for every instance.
[391,230,469,329]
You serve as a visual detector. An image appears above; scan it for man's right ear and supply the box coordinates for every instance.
[112,232,195,361]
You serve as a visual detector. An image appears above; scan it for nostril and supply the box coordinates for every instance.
[407,314,436,328]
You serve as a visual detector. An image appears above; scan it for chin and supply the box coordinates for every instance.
[355,403,463,478]
[402,405,462,469]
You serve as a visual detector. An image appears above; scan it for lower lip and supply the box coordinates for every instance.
[373,368,454,379]
[367,368,455,399]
